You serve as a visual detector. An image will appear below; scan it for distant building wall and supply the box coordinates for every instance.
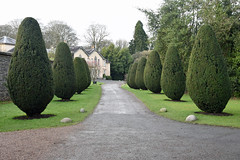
[0,52,11,101]
[0,44,14,52]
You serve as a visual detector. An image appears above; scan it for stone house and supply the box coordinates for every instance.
[72,47,110,79]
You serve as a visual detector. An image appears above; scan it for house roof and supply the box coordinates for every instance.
[72,46,109,63]
[0,36,16,45]
[7,47,15,53]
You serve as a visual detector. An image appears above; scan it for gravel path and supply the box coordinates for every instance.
[1,80,240,160]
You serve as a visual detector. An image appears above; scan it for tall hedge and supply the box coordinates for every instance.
[187,25,231,113]
[144,50,162,93]
[129,62,139,89]
[135,57,147,90]
[82,58,91,88]
[7,17,54,117]
[161,44,185,100]
[53,42,76,100]
[74,58,88,94]
[127,64,133,88]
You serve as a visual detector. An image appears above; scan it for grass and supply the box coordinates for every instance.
[122,84,240,128]
[0,84,102,132]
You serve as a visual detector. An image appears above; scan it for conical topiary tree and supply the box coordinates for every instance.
[135,57,147,90]
[161,44,185,100]
[129,62,139,89]
[7,17,54,117]
[74,57,88,94]
[82,58,91,89]
[53,42,76,101]
[144,50,162,93]
[187,25,231,113]
[127,64,133,88]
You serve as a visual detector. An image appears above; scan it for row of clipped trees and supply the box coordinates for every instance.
[127,24,231,114]
[7,17,91,117]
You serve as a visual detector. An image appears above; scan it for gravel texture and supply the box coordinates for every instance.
[1,80,240,160]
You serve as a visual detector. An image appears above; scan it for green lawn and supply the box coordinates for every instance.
[0,84,102,132]
[122,84,240,128]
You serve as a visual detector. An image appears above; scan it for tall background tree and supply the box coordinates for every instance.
[0,19,22,38]
[7,17,54,117]
[132,20,149,53]
[84,24,110,52]
[101,44,133,80]
[43,20,78,48]
[115,39,129,49]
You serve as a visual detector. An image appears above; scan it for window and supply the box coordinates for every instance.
[98,59,100,65]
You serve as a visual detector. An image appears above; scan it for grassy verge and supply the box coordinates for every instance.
[0,84,102,132]
[122,84,240,128]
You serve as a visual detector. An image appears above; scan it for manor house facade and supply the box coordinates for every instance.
[72,47,110,79]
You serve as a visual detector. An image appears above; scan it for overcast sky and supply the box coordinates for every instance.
[1,0,163,45]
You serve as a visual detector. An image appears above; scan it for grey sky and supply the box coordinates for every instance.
[1,0,163,45]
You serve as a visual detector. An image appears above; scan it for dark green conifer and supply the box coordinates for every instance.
[7,17,54,117]
[74,58,88,94]
[82,58,91,88]
[161,44,185,100]
[144,50,162,93]
[187,25,231,113]
[127,64,133,88]
[135,57,147,90]
[53,42,76,100]
[129,62,139,89]
[133,21,148,52]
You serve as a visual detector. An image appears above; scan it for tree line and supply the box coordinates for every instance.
[139,0,240,97]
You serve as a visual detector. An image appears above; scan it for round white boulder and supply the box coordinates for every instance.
[80,108,85,113]
[160,108,167,112]
[60,118,72,123]
[185,115,197,122]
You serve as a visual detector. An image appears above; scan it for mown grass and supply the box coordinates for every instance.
[122,84,240,128]
[0,84,102,132]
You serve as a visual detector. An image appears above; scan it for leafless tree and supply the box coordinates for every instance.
[43,20,79,48]
[0,19,22,39]
[115,39,129,49]
[84,24,109,52]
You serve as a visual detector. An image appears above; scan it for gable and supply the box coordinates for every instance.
[74,48,88,59]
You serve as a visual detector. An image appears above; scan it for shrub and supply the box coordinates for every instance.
[74,58,88,94]
[127,64,132,87]
[129,62,139,89]
[53,42,76,100]
[161,44,185,100]
[135,57,147,90]
[144,50,162,93]
[7,17,54,117]
[106,76,112,80]
[82,58,91,89]
[186,25,231,113]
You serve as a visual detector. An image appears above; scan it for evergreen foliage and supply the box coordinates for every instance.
[101,44,133,80]
[127,64,132,88]
[187,25,231,113]
[133,21,148,52]
[53,42,76,100]
[129,62,139,89]
[7,17,54,117]
[135,57,147,90]
[144,50,162,93]
[82,58,91,88]
[161,44,185,100]
[74,58,88,94]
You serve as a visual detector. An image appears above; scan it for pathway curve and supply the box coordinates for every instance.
[43,80,240,160]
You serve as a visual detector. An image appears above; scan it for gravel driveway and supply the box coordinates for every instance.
[1,80,240,160]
